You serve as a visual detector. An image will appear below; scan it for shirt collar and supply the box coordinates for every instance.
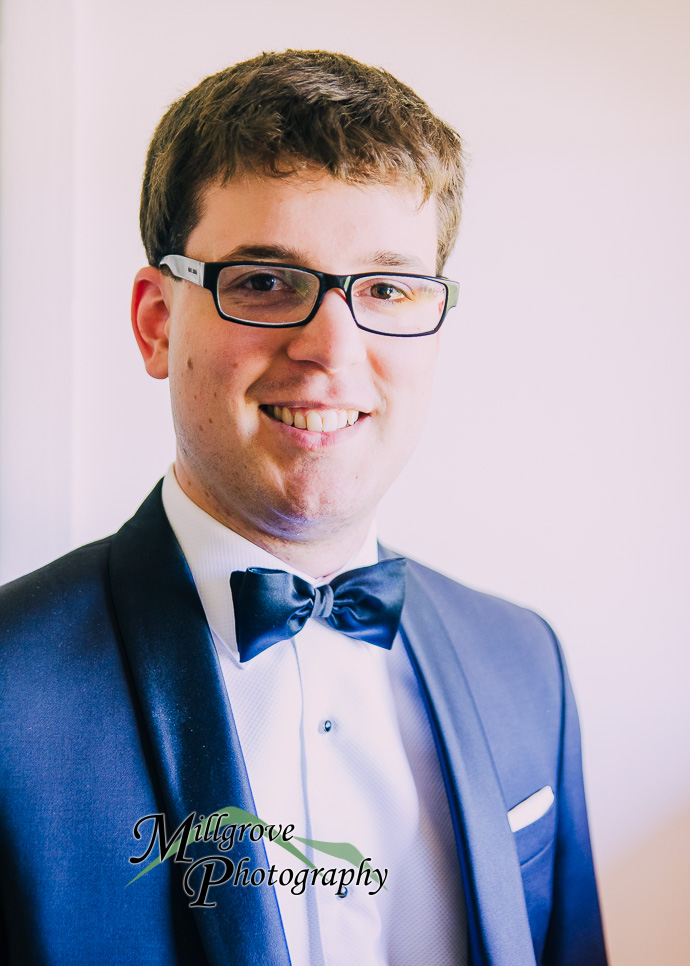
[161,466,379,659]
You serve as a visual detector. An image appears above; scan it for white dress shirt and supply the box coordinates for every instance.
[162,468,467,966]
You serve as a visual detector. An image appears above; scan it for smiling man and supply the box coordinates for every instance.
[0,51,606,966]
[134,174,443,573]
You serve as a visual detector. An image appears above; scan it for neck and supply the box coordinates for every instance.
[173,462,375,580]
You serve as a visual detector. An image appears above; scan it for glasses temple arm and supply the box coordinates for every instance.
[159,254,206,287]
[444,280,459,310]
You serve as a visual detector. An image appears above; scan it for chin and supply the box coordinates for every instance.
[271,494,360,534]
[261,476,375,538]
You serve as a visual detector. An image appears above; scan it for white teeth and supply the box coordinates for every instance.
[306,411,323,432]
[270,406,362,433]
[322,410,338,432]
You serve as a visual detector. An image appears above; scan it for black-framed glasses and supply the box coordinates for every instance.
[160,255,459,337]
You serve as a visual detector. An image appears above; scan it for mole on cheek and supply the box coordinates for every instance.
[186,358,194,371]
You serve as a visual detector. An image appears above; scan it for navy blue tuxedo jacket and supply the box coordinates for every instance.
[0,484,606,965]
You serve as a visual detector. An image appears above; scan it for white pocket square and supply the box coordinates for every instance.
[507,785,555,832]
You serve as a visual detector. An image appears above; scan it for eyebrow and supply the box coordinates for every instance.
[365,249,429,272]
[215,245,431,273]
[216,244,311,264]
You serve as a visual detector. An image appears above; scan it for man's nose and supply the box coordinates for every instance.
[285,288,368,372]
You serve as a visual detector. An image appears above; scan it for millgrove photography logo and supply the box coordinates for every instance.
[127,806,388,908]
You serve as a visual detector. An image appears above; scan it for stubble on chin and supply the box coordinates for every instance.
[175,437,374,545]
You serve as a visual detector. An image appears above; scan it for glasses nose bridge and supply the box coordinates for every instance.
[312,271,355,319]
[320,271,353,295]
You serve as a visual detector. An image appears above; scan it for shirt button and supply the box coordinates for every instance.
[320,719,333,733]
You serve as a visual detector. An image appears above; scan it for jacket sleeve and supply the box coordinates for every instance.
[542,633,608,965]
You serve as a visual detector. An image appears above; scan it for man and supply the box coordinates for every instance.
[0,50,606,965]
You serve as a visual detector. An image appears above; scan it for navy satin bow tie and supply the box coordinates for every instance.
[229,557,407,663]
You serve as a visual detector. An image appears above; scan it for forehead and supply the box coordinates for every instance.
[185,172,439,274]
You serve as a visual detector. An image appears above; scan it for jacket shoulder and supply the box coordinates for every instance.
[400,554,566,756]
[0,537,115,649]
[404,554,559,659]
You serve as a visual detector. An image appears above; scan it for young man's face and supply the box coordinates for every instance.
[138,170,442,551]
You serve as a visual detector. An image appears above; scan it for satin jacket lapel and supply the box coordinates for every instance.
[109,483,290,966]
[383,548,537,966]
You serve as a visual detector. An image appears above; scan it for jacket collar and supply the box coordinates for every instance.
[386,546,537,966]
[109,482,290,966]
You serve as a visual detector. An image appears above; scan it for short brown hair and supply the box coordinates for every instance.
[140,50,465,273]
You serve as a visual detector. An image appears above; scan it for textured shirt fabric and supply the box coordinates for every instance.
[162,468,467,966]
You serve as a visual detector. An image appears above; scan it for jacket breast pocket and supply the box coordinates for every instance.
[514,800,556,963]
[514,795,556,866]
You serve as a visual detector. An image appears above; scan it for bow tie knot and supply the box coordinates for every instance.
[311,583,335,620]
[230,557,406,663]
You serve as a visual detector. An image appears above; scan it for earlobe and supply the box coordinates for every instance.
[131,267,171,379]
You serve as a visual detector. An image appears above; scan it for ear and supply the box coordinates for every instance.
[131,266,171,379]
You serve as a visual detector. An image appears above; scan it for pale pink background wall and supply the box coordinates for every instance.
[1,1,689,961]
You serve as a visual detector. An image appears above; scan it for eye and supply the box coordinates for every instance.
[239,272,290,292]
[352,276,417,307]
[217,266,311,304]
[216,264,318,323]
[223,267,314,300]
[368,281,408,301]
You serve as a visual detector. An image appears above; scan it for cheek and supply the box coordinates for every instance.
[167,336,224,435]
[169,329,245,405]
[172,360,240,436]
[179,324,286,394]
[377,338,440,416]
[168,361,205,442]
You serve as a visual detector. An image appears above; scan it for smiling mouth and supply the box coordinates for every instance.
[261,405,363,434]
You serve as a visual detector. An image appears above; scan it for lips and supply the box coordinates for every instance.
[262,405,363,433]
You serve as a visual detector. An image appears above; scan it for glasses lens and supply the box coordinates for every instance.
[217,265,319,324]
[351,275,448,335]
